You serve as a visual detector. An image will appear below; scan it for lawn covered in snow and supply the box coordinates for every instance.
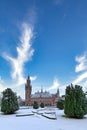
[0,106,87,130]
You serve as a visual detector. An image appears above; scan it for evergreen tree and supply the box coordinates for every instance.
[40,102,44,108]
[64,84,87,118]
[1,88,19,114]
[57,99,64,110]
[33,101,39,109]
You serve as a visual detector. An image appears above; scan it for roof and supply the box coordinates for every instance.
[31,90,52,98]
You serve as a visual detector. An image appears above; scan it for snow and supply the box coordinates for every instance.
[0,107,87,130]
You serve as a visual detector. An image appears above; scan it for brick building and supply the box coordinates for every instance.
[25,76,60,106]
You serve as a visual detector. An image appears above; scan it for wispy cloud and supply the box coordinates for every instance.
[45,52,87,95]
[0,84,5,92]
[30,76,37,81]
[75,52,87,72]
[73,52,87,88]
[27,6,37,26]
[3,23,35,86]
[73,72,87,85]
[48,77,60,91]
[0,76,4,84]
[53,0,64,6]
[0,76,6,92]
[59,52,87,94]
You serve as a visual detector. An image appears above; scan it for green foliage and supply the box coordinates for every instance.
[33,101,39,109]
[40,102,44,108]
[1,88,19,114]
[84,97,87,114]
[64,84,87,118]
[57,99,64,110]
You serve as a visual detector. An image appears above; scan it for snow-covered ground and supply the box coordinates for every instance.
[0,107,87,130]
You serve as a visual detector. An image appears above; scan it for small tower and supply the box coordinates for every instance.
[25,76,32,105]
[57,88,59,96]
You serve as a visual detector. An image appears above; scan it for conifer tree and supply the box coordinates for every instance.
[33,101,39,109]
[40,102,44,108]
[57,99,64,110]
[1,88,19,114]
[64,84,87,118]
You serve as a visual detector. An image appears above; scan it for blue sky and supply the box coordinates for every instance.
[0,0,87,98]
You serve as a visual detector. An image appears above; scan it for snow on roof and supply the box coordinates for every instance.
[31,90,52,98]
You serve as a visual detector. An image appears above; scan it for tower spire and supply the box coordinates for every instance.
[57,88,59,95]
[26,75,31,86]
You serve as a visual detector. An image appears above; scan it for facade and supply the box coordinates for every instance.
[25,76,60,106]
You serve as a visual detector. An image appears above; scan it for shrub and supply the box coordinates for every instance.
[1,88,19,114]
[33,101,39,109]
[40,102,44,108]
[57,99,64,110]
[64,84,87,118]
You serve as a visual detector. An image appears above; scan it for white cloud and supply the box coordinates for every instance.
[59,52,87,95]
[75,52,87,72]
[30,76,37,81]
[0,84,5,92]
[59,72,87,95]
[0,76,6,92]
[47,52,87,95]
[3,23,35,86]
[0,76,4,84]
[72,72,87,85]
[81,80,87,91]
[48,78,60,91]
[73,52,87,90]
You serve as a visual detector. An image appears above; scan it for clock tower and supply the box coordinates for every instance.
[25,76,32,105]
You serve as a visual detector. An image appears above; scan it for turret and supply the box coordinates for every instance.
[57,88,59,95]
